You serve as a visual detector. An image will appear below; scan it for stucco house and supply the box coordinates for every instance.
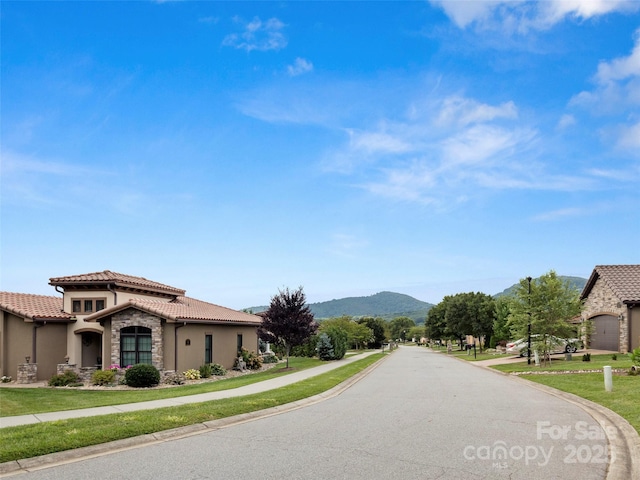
[580,265,640,353]
[0,270,262,383]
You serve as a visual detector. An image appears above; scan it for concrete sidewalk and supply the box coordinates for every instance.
[0,351,381,429]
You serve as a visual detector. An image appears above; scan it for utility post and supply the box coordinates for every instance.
[527,276,532,365]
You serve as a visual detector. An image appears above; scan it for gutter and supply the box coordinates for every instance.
[107,283,118,305]
[54,286,65,312]
[31,322,45,364]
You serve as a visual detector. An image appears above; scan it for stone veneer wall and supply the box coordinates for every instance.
[17,363,38,384]
[582,276,628,353]
[111,309,164,370]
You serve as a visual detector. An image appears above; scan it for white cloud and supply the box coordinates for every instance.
[222,17,287,52]
[287,57,313,76]
[569,29,640,152]
[321,91,612,207]
[595,30,640,84]
[531,207,584,222]
[430,0,639,31]
[346,129,413,155]
[616,121,640,150]
[436,96,517,127]
[557,114,576,130]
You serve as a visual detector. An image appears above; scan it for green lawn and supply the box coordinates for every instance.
[491,354,633,373]
[0,354,384,463]
[0,357,325,417]
[489,355,640,436]
[526,373,640,434]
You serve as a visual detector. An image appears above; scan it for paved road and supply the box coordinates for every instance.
[13,347,611,479]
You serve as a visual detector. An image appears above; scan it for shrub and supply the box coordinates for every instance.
[582,353,591,362]
[1,375,12,383]
[199,364,213,378]
[239,347,263,370]
[317,333,334,361]
[183,369,201,380]
[324,326,348,360]
[124,363,160,388]
[91,369,116,386]
[262,354,278,364]
[291,336,318,357]
[49,370,80,387]
[611,353,618,361]
[629,347,640,367]
[210,363,227,375]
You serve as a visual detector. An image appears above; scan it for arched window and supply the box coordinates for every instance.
[121,326,152,367]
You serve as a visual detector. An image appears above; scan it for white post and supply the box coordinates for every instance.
[534,351,540,366]
[603,365,613,392]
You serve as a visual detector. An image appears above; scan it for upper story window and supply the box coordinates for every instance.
[72,298,106,314]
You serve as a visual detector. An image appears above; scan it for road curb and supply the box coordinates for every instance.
[473,361,640,480]
[0,353,391,478]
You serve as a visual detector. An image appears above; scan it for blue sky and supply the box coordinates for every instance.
[2,1,639,309]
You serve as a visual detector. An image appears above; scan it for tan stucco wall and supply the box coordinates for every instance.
[172,324,259,372]
[0,312,32,379]
[35,323,67,380]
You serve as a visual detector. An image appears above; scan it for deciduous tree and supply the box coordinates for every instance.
[508,271,582,365]
[258,286,317,368]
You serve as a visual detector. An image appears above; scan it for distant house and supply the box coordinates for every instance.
[580,265,640,353]
[0,271,262,383]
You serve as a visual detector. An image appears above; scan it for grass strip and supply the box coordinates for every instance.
[491,354,632,373]
[524,373,640,434]
[0,357,324,417]
[0,353,384,463]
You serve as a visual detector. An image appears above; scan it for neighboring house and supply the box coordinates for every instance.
[0,270,262,383]
[581,265,640,353]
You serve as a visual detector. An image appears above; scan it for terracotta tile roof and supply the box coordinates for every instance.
[49,270,186,296]
[0,292,72,321]
[85,296,262,325]
[582,265,640,303]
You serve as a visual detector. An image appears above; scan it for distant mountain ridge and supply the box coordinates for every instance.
[493,276,587,298]
[247,291,434,324]
[247,276,588,324]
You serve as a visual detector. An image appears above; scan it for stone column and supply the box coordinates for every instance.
[17,363,38,384]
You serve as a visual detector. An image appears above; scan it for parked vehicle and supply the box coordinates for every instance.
[506,336,581,357]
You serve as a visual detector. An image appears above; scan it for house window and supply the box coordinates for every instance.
[205,334,213,364]
[70,298,107,314]
[237,334,243,355]
[120,326,152,367]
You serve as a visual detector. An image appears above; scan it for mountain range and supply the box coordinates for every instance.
[247,276,588,324]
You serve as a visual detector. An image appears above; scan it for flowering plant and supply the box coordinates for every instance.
[109,364,121,371]
[183,369,201,380]
[1,375,12,383]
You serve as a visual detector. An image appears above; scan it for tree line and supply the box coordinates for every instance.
[257,271,583,364]
[425,270,583,356]
[257,287,424,365]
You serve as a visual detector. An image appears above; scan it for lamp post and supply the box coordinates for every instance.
[527,276,532,365]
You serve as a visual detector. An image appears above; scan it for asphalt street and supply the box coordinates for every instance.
[9,347,612,480]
